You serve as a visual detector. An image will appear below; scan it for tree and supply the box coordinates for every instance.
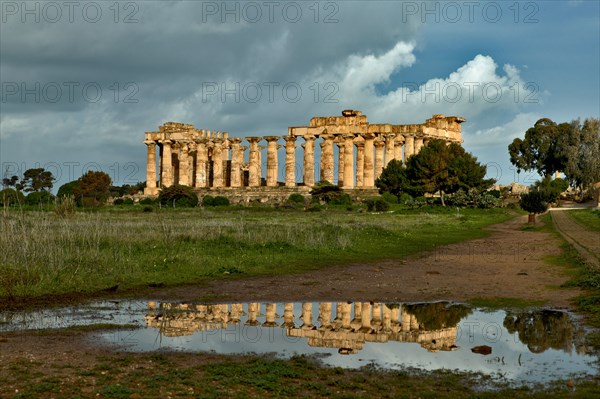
[508,118,569,178]
[559,118,600,191]
[2,175,19,189]
[404,140,494,206]
[25,191,55,206]
[519,191,549,223]
[73,171,112,207]
[158,185,198,207]
[20,168,54,192]
[375,160,409,198]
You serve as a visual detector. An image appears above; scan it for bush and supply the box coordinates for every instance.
[520,191,549,214]
[306,205,322,212]
[381,192,398,204]
[142,206,153,213]
[139,197,155,205]
[398,193,413,205]
[0,188,25,206]
[288,193,305,204]
[123,198,134,205]
[203,195,230,207]
[310,181,351,205]
[25,190,54,206]
[113,198,124,205]
[364,197,390,212]
[159,185,199,208]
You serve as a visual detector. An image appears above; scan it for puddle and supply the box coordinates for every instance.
[1,300,597,384]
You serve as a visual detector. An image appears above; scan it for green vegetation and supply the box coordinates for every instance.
[376,140,494,206]
[1,352,598,398]
[158,184,199,208]
[568,209,600,231]
[0,207,515,302]
[509,117,599,192]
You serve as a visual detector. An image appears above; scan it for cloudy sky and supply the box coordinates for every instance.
[1,0,598,189]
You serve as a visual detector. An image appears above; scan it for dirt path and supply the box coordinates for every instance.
[156,214,580,308]
[551,209,600,268]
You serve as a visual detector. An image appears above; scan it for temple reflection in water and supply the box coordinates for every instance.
[145,301,472,354]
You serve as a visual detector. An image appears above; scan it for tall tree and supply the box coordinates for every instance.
[405,140,494,206]
[509,117,600,191]
[73,171,112,207]
[508,118,569,178]
[20,168,54,192]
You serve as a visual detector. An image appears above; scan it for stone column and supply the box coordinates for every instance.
[229,138,242,188]
[302,135,316,187]
[263,303,277,327]
[340,302,352,331]
[384,135,395,167]
[301,302,313,330]
[212,139,224,188]
[359,302,373,333]
[350,302,362,331]
[281,303,295,328]
[230,303,243,324]
[355,141,364,188]
[336,140,345,187]
[394,136,404,162]
[178,143,191,186]
[194,139,208,188]
[265,136,280,187]
[284,136,297,187]
[363,134,375,188]
[414,137,424,154]
[245,303,260,326]
[247,137,262,187]
[404,135,415,161]
[144,140,158,195]
[160,139,174,187]
[320,135,335,184]
[318,302,333,330]
[374,139,385,180]
[343,134,355,188]
[401,305,411,332]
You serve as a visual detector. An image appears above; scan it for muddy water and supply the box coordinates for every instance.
[1,300,597,384]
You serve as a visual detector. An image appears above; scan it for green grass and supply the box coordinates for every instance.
[468,297,548,309]
[0,207,516,302]
[568,209,600,231]
[2,352,598,398]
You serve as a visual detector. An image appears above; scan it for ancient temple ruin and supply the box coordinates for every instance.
[143,111,464,200]
[145,301,459,353]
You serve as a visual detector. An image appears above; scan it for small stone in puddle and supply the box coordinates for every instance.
[517,272,528,276]
[471,345,492,355]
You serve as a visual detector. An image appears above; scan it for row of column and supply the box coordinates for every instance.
[146,302,426,333]
[145,134,429,192]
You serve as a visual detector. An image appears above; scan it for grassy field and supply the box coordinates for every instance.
[0,206,515,302]
[1,343,597,399]
[568,208,600,231]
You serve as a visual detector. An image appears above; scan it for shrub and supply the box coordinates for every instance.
[140,197,155,205]
[203,195,230,207]
[123,198,134,205]
[159,185,199,208]
[142,206,153,213]
[381,192,398,204]
[306,205,322,212]
[212,196,230,206]
[288,193,305,204]
[310,181,351,205]
[520,191,549,214]
[25,190,54,206]
[113,198,124,205]
[398,193,413,205]
[364,197,390,212]
[0,188,25,206]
